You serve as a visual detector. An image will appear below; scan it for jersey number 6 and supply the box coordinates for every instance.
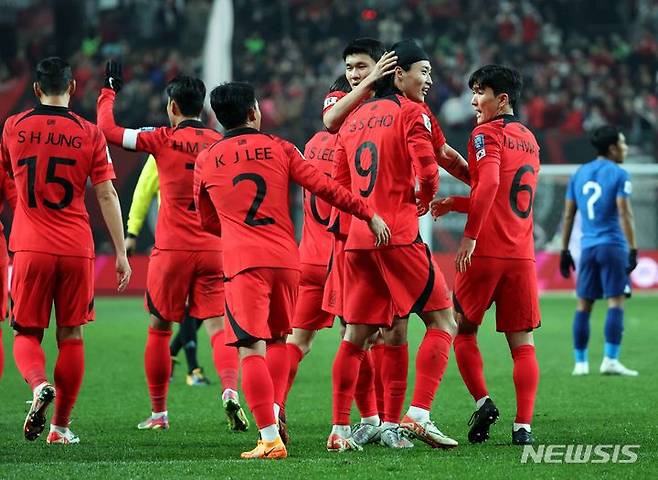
[509,164,535,219]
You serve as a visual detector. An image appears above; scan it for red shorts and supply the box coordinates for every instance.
[224,267,300,346]
[343,243,452,326]
[322,238,345,317]
[11,252,94,330]
[454,257,541,332]
[292,263,334,330]
[145,248,224,323]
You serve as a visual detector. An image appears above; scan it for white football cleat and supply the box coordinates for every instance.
[600,358,638,376]
[401,416,458,449]
[47,426,80,444]
[572,362,590,376]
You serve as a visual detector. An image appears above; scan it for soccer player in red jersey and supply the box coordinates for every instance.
[0,164,16,381]
[431,65,541,445]
[194,81,389,459]
[328,40,459,452]
[97,62,247,432]
[1,57,131,444]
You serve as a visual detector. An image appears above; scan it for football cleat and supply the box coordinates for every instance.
[379,427,414,449]
[137,414,169,430]
[24,383,56,441]
[186,367,211,386]
[46,427,80,445]
[512,427,534,445]
[401,416,458,449]
[326,433,363,452]
[600,358,638,376]
[467,398,500,444]
[240,438,287,459]
[572,362,590,376]
[351,423,381,446]
[223,396,249,432]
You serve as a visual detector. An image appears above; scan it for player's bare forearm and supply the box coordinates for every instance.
[95,180,128,257]
[561,200,577,250]
[437,144,470,185]
[618,198,637,249]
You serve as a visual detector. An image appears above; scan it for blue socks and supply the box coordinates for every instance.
[573,310,590,362]
[604,307,624,359]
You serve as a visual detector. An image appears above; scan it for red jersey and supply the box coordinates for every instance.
[97,88,222,252]
[1,104,115,258]
[0,164,17,229]
[194,127,373,278]
[334,94,438,250]
[322,90,348,116]
[421,103,447,152]
[464,114,539,260]
[299,131,336,266]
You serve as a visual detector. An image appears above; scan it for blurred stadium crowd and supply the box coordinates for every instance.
[0,0,656,160]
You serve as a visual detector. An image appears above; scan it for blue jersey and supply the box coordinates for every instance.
[566,158,631,250]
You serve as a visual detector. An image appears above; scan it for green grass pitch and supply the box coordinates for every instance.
[0,295,656,479]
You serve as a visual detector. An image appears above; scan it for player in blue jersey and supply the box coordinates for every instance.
[560,125,638,376]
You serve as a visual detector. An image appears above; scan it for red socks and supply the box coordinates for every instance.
[13,333,47,389]
[454,333,489,401]
[370,343,386,417]
[381,343,408,423]
[210,330,238,391]
[144,327,172,412]
[266,343,290,408]
[283,343,304,407]
[332,340,365,425]
[52,339,84,427]
[354,350,378,418]
[411,329,452,410]
[512,344,539,424]
[241,354,275,428]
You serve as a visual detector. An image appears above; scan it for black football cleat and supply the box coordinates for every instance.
[512,427,534,445]
[467,398,500,444]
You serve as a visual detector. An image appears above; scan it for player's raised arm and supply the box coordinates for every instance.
[286,140,390,246]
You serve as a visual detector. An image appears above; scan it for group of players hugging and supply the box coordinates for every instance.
[0,35,637,459]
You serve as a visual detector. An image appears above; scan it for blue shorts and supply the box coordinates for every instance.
[577,245,630,300]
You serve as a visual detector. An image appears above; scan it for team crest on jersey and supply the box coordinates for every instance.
[476,148,486,162]
[324,96,338,109]
[473,133,485,150]
[421,113,432,132]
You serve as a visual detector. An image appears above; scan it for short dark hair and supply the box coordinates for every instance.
[342,38,385,62]
[210,82,256,130]
[590,125,621,156]
[36,57,73,95]
[468,65,523,110]
[329,75,351,94]
[165,76,206,117]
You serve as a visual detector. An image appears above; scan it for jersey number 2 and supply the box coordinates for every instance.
[232,173,275,226]
[582,181,602,220]
[17,156,76,210]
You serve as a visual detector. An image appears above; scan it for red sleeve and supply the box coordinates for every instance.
[451,195,470,213]
[2,172,17,211]
[404,104,438,203]
[1,119,14,179]
[283,139,373,222]
[463,125,502,239]
[193,150,222,237]
[96,87,166,154]
[423,105,446,151]
[322,90,347,116]
[331,138,351,190]
[90,127,116,185]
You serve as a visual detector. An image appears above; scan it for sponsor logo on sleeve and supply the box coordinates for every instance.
[473,133,485,150]
[421,113,432,132]
[324,96,338,109]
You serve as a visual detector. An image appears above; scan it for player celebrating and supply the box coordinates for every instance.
[125,156,212,387]
[328,40,458,452]
[431,65,540,445]
[97,62,246,431]
[194,81,389,459]
[1,57,131,444]
[0,164,16,381]
[559,125,638,376]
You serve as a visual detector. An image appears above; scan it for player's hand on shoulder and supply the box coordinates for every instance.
[559,249,575,279]
[627,249,638,274]
[368,213,391,247]
[104,60,124,93]
[456,237,476,273]
[430,197,453,220]
[116,253,132,292]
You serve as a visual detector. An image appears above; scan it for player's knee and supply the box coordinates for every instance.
[56,325,83,342]
[382,318,408,346]
[607,296,624,309]
[149,315,172,331]
[423,308,458,336]
[576,298,594,313]
[344,324,376,347]
[506,330,534,350]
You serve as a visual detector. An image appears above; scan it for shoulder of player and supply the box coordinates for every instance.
[323,90,347,109]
